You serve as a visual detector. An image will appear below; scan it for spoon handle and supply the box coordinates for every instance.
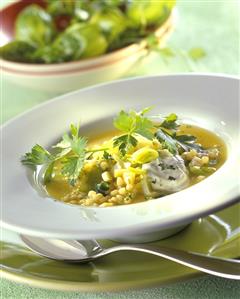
[100,245,240,280]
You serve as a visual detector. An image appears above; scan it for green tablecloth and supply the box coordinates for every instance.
[1,0,240,298]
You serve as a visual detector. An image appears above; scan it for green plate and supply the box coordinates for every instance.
[1,203,239,292]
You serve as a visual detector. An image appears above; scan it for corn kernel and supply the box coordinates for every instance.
[114,169,124,177]
[116,194,124,200]
[201,156,209,165]
[88,190,96,198]
[196,175,205,182]
[152,139,162,150]
[109,197,118,203]
[123,171,135,185]
[182,149,197,161]
[208,148,219,159]
[100,202,114,207]
[118,187,127,195]
[100,161,108,171]
[95,193,104,200]
[191,157,203,167]
[126,184,134,191]
[69,200,78,204]
[84,161,96,172]
[110,190,118,196]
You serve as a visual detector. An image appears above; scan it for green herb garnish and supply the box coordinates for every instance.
[113,108,154,156]
[155,129,178,154]
[160,113,178,130]
[22,123,111,185]
[21,144,54,166]
[21,108,208,187]
[22,123,87,185]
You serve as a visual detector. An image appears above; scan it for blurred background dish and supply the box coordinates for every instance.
[0,0,175,92]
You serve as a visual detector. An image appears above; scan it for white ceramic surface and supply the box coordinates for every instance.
[1,74,240,240]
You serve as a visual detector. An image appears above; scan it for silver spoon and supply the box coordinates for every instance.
[20,235,240,280]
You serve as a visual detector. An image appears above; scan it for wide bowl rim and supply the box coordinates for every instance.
[1,73,240,240]
[2,72,239,129]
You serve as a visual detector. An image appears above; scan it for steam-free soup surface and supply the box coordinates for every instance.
[45,124,227,206]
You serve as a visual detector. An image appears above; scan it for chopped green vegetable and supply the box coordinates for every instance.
[96,181,110,195]
[175,135,197,143]
[175,135,204,152]
[155,129,178,154]
[189,165,216,176]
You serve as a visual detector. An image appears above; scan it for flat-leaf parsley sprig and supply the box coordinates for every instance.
[21,123,108,185]
[113,107,155,156]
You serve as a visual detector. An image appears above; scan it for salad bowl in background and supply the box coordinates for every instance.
[1,74,239,242]
[0,0,175,93]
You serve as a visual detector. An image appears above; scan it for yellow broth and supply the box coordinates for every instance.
[45,124,227,205]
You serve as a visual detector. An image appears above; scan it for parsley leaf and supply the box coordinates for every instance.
[135,114,154,139]
[160,113,178,130]
[21,144,54,166]
[21,144,56,183]
[113,110,136,133]
[113,134,138,156]
[113,108,154,156]
[56,123,87,185]
[21,123,88,185]
[61,155,85,186]
[103,151,112,160]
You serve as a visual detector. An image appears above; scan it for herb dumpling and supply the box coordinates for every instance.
[142,150,190,198]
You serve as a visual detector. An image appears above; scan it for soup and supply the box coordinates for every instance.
[21,108,227,207]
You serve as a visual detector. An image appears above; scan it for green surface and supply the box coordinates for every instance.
[2,277,240,299]
[1,203,240,287]
[1,0,240,298]
[1,204,240,297]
